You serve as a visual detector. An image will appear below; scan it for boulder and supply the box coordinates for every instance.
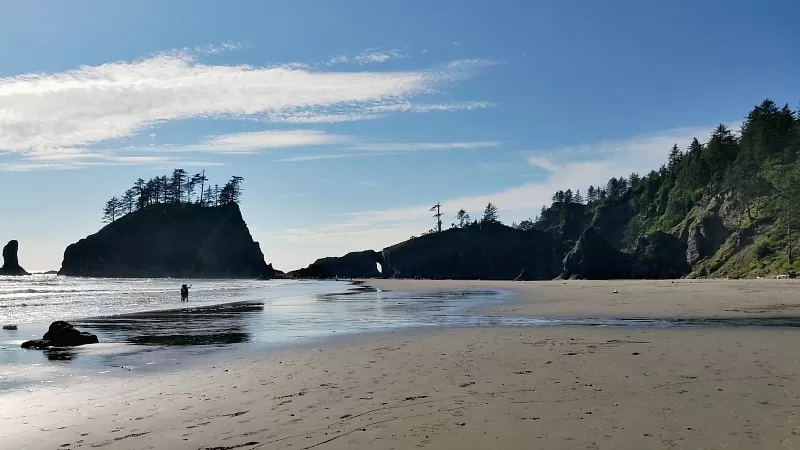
[21,321,99,349]
[0,240,29,276]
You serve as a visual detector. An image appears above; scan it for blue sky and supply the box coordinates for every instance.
[1,0,798,271]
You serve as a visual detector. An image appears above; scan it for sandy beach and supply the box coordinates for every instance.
[2,280,800,449]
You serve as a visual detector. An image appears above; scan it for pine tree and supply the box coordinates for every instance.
[481,202,499,223]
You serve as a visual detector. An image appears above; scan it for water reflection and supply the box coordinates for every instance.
[74,301,263,347]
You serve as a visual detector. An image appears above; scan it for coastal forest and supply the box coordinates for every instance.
[102,170,244,223]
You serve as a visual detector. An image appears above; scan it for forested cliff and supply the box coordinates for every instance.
[292,99,800,280]
[535,99,800,278]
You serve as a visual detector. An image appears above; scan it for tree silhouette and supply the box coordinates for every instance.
[455,209,470,228]
[482,202,499,223]
[102,197,120,223]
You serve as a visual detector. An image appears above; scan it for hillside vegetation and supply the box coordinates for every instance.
[535,99,800,278]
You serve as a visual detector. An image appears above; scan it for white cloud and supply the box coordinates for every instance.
[327,49,404,66]
[0,51,492,154]
[190,130,350,153]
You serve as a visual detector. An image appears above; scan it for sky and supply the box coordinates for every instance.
[1,0,799,272]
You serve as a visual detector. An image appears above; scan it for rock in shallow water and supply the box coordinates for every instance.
[21,321,99,349]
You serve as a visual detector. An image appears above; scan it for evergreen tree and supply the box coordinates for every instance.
[122,189,136,215]
[102,197,120,223]
[574,189,583,204]
[455,209,470,228]
[586,185,596,203]
[481,202,499,223]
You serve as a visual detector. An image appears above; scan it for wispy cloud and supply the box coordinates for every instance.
[189,130,350,153]
[264,101,492,124]
[0,49,493,155]
[327,48,405,66]
[272,138,502,162]
[349,140,502,153]
[276,152,401,162]
[1,150,223,172]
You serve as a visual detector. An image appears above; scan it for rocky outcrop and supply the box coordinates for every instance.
[59,203,275,279]
[561,228,691,280]
[630,231,692,279]
[381,222,562,280]
[290,222,564,280]
[0,240,29,276]
[291,250,382,279]
[560,228,635,279]
[686,215,730,264]
[21,321,99,349]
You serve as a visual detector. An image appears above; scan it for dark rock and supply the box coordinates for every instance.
[2,324,17,330]
[58,203,276,279]
[631,231,691,278]
[561,228,691,280]
[0,240,29,276]
[560,227,635,279]
[21,321,99,349]
[21,339,51,349]
[686,215,729,264]
[291,250,382,279]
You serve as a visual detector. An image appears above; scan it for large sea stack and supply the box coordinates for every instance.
[58,203,276,279]
[0,240,29,276]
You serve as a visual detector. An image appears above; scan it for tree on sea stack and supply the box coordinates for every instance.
[102,197,121,223]
[100,169,245,222]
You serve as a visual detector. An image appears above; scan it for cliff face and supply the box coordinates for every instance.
[59,203,275,279]
[0,240,29,276]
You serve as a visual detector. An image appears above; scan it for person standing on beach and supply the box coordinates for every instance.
[180,284,190,301]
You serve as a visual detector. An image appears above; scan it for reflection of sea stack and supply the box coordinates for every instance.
[0,240,29,276]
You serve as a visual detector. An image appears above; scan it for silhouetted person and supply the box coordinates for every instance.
[180,284,191,301]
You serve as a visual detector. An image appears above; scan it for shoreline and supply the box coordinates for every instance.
[362,278,800,318]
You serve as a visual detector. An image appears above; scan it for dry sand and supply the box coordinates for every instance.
[2,280,800,449]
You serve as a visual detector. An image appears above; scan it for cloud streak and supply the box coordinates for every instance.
[327,49,405,66]
[0,50,493,154]
[264,101,493,124]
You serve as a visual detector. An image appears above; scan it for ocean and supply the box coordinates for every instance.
[0,275,513,392]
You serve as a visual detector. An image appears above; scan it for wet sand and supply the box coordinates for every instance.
[2,280,800,449]
[366,278,800,318]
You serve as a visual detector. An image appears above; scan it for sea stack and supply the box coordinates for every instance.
[0,240,30,276]
[58,203,276,279]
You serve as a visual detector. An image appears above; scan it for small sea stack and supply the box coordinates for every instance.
[0,240,29,276]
